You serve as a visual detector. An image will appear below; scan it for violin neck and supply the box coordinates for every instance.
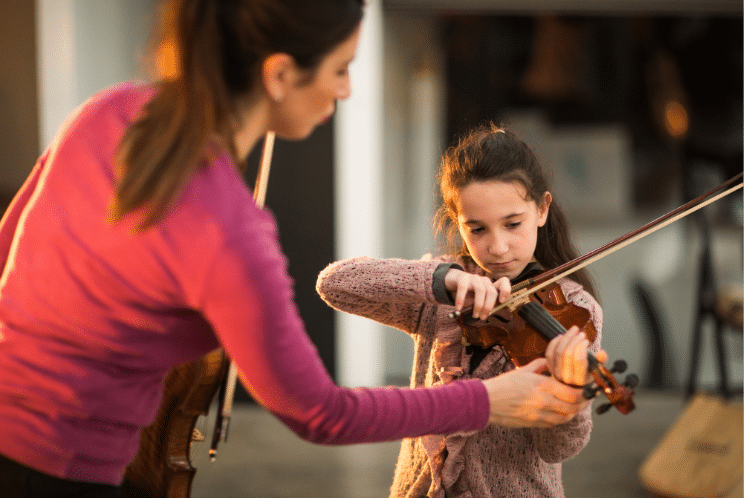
[518,302,599,366]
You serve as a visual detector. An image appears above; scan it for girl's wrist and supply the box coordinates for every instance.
[432,262,463,304]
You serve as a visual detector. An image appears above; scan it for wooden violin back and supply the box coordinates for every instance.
[122,348,228,498]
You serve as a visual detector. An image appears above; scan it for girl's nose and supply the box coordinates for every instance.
[489,234,508,256]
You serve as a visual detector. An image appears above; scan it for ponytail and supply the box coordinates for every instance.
[109,0,364,230]
[110,0,236,229]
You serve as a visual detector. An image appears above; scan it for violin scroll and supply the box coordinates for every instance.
[582,355,638,415]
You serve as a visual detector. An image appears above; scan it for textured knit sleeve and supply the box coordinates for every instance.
[316,255,446,335]
[530,279,603,463]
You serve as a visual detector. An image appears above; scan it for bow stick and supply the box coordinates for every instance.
[209,131,275,460]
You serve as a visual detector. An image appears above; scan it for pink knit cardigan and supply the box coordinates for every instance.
[316,254,603,498]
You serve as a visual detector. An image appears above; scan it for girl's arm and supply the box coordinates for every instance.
[531,282,604,462]
[316,255,447,333]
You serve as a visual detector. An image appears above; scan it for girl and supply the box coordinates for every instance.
[317,124,605,498]
[0,2,570,497]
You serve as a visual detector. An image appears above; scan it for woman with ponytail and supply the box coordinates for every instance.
[0,2,593,497]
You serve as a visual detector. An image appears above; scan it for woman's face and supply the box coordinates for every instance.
[271,27,360,140]
[456,180,550,281]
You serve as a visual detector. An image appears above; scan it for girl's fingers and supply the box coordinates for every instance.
[493,276,511,304]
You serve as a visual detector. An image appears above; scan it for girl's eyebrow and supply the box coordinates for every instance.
[462,211,525,225]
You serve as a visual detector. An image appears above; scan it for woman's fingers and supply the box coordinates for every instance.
[483,359,591,428]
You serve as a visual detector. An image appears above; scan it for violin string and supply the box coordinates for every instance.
[519,302,601,367]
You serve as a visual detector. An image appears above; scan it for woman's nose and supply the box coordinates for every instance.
[337,77,351,100]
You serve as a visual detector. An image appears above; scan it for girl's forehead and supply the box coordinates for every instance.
[458,179,530,202]
[455,180,535,219]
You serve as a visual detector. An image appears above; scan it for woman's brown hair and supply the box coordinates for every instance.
[109,0,364,229]
[435,123,597,298]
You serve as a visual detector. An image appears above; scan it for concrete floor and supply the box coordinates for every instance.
[188,390,741,498]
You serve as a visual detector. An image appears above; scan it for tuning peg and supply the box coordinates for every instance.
[623,374,639,388]
[610,360,627,374]
[583,384,600,399]
[596,403,613,414]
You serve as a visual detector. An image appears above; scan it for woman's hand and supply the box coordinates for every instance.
[481,359,591,427]
[444,268,511,320]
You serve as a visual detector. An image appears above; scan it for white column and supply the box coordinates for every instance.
[333,0,385,387]
[36,0,155,151]
[36,0,78,150]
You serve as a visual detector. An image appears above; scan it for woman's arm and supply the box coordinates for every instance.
[193,206,490,444]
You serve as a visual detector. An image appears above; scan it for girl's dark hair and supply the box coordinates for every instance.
[435,123,597,298]
[110,0,364,229]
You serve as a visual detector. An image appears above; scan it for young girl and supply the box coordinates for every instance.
[317,124,605,498]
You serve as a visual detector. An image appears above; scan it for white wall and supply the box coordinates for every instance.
[37,0,157,150]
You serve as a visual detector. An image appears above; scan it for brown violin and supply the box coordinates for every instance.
[451,171,743,415]
[455,280,638,415]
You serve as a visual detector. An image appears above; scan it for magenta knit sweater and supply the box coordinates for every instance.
[316,255,603,498]
[0,82,489,485]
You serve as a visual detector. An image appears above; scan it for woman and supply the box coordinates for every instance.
[0,1,592,497]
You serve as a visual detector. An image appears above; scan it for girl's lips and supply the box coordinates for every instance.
[491,261,512,268]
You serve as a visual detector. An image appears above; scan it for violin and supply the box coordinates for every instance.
[122,132,276,498]
[451,172,743,416]
[455,279,638,415]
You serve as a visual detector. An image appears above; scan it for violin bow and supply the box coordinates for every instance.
[466,172,743,317]
[209,131,276,460]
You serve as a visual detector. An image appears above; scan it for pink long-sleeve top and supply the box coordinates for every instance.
[0,82,489,485]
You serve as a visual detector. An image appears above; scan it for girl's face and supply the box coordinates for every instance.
[455,180,551,281]
[271,27,360,140]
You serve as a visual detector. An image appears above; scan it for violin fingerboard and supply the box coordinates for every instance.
[518,302,567,340]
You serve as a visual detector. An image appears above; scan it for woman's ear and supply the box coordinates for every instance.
[261,53,295,103]
[537,191,552,227]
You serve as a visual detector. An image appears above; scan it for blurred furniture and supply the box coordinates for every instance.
[685,211,742,399]
[631,279,674,390]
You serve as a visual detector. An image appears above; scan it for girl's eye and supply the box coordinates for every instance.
[506,222,521,229]
[470,227,484,234]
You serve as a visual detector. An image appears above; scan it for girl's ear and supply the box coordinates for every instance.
[261,53,296,103]
[537,191,552,227]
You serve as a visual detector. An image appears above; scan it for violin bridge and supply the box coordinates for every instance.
[506,293,531,312]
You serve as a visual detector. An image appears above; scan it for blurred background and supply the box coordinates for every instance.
[1,0,742,496]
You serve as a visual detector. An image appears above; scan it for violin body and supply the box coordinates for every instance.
[458,283,596,366]
[456,281,636,414]
[122,348,228,498]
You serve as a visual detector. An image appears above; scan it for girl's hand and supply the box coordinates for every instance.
[544,326,608,387]
[482,358,591,427]
[444,268,511,320]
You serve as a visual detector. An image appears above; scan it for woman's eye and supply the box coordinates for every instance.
[506,222,521,229]
[470,227,484,234]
